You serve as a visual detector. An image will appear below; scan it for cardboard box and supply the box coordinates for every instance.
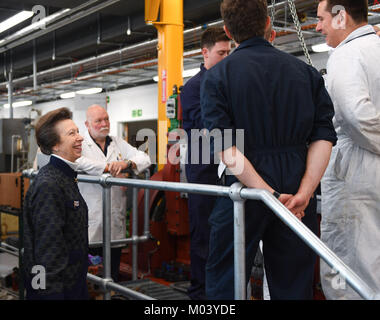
[0,173,29,209]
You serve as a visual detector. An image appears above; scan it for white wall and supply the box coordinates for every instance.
[106,83,158,136]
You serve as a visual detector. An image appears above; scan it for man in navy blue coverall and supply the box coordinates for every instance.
[201,0,337,300]
[180,27,231,300]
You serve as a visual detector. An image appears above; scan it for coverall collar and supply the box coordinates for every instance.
[234,36,273,53]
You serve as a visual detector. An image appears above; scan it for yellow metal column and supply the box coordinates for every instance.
[145,0,183,170]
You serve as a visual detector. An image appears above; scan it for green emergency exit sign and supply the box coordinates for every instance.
[132,109,142,117]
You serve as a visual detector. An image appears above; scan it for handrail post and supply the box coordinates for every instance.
[22,169,380,300]
[100,173,112,300]
[143,169,151,236]
[132,174,139,280]
[229,182,246,300]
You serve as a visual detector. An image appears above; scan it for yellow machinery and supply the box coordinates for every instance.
[145,0,184,170]
[121,1,190,283]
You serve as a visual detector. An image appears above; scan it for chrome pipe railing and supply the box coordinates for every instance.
[239,187,380,300]
[88,235,150,248]
[22,169,380,300]
[132,175,139,281]
[77,170,152,299]
[100,174,112,300]
[86,273,155,300]
[143,170,151,237]
[229,183,247,300]
[0,243,19,257]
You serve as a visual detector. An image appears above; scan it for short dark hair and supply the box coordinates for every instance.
[35,107,72,155]
[200,27,230,49]
[319,0,368,23]
[220,0,268,44]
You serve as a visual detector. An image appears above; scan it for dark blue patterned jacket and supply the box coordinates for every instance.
[23,156,89,300]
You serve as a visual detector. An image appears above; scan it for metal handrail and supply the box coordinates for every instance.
[0,242,19,257]
[22,169,380,300]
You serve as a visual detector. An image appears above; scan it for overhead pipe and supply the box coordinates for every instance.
[0,1,311,92]
[0,0,102,50]
[0,0,121,54]
[7,61,13,118]
[97,13,124,47]
[0,1,323,93]
[0,38,159,90]
[2,0,379,94]
[0,8,71,49]
[0,0,283,91]
[33,40,37,91]
[0,20,225,93]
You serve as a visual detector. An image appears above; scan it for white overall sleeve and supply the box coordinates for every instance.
[117,138,151,174]
[327,54,380,154]
[76,156,106,176]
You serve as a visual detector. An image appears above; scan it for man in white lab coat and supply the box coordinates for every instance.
[76,104,151,282]
[316,0,380,299]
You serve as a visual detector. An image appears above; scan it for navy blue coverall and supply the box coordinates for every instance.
[181,63,219,300]
[201,36,337,300]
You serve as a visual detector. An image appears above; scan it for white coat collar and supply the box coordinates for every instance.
[84,129,112,147]
[83,129,117,161]
[336,24,376,50]
[84,129,96,146]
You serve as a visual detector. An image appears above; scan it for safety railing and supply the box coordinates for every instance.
[23,168,155,300]
[22,169,380,300]
[0,242,19,257]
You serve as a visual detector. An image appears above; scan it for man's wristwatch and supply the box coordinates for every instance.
[273,191,281,199]
[125,160,133,170]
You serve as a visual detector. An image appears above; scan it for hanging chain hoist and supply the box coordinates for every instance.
[286,0,314,66]
[270,0,276,28]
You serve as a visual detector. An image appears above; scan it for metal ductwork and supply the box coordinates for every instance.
[0,0,315,94]
[1,0,379,104]
[0,0,121,54]
[0,19,225,92]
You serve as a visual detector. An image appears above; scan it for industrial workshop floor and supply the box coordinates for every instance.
[118,279,191,300]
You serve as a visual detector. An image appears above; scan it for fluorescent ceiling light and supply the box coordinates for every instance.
[60,92,76,99]
[311,43,332,53]
[126,16,131,35]
[153,68,201,82]
[13,9,70,35]
[3,100,33,108]
[76,87,103,95]
[0,11,34,34]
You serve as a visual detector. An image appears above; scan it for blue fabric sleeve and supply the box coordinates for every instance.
[200,71,237,156]
[310,72,337,146]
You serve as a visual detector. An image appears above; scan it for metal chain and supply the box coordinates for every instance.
[287,0,314,67]
[270,0,276,28]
